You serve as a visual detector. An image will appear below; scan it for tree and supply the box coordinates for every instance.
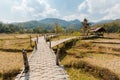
[81,18,90,36]
[54,23,64,34]
[66,26,76,33]
[33,26,44,33]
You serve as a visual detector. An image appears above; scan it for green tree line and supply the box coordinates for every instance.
[0,20,120,33]
[0,22,24,33]
[0,22,66,33]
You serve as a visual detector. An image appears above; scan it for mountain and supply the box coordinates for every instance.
[69,19,80,24]
[14,18,82,30]
[40,18,69,25]
[38,18,70,28]
[14,21,40,28]
[95,19,113,24]
[0,18,120,33]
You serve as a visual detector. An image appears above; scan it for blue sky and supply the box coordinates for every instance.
[0,0,120,23]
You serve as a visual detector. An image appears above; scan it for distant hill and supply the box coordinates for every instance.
[14,18,82,30]
[95,20,113,24]
[0,18,120,33]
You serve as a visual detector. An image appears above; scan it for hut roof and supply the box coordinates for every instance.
[90,27,106,32]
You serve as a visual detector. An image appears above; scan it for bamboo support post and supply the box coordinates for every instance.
[30,35,32,47]
[56,48,60,66]
[37,35,38,43]
[44,34,46,41]
[63,42,66,48]
[22,49,29,73]
[35,41,37,50]
[49,41,51,48]
[49,39,51,48]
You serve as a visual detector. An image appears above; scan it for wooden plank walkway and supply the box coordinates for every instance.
[15,36,73,80]
[51,37,76,47]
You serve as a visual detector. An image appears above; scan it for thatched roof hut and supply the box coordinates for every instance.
[90,27,106,37]
[90,27,106,33]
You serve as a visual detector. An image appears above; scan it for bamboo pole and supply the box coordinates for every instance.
[35,41,37,50]
[56,48,60,66]
[22,49,29,73]
[36,35,38,43]
[30,35,32,47]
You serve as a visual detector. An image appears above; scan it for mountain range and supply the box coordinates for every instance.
[14,18,82,30]
[13,18,117,29]
[0,18,119,33]
[95,20,113,24]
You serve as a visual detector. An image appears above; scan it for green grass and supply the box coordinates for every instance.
[72,32,81,36]
[66,68,99,80]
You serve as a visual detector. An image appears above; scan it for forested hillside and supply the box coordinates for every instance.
[14,18,82,33]
[0,18,82,33]
[0,18,120,33]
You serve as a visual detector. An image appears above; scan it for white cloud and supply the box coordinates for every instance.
[78,1,87,11]
[12,0,35,18]
[77,0,120,21]
[102,4,120,20]
[36,0,59,17]
[1,0,120,22]
[12,0,59,21]
[62,14,88,21]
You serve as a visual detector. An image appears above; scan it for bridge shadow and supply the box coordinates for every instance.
[103,37,120,40]
[58,39,79,61]
[92,42,120,44]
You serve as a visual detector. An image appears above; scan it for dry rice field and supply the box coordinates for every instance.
[0,34,37,80]
[60,33,120,80]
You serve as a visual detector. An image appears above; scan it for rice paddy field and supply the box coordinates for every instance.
[59,33,120,80]
[0,33,120,80]
[0,34,37,80]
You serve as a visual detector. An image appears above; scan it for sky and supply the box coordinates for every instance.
[0,0,120,23]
